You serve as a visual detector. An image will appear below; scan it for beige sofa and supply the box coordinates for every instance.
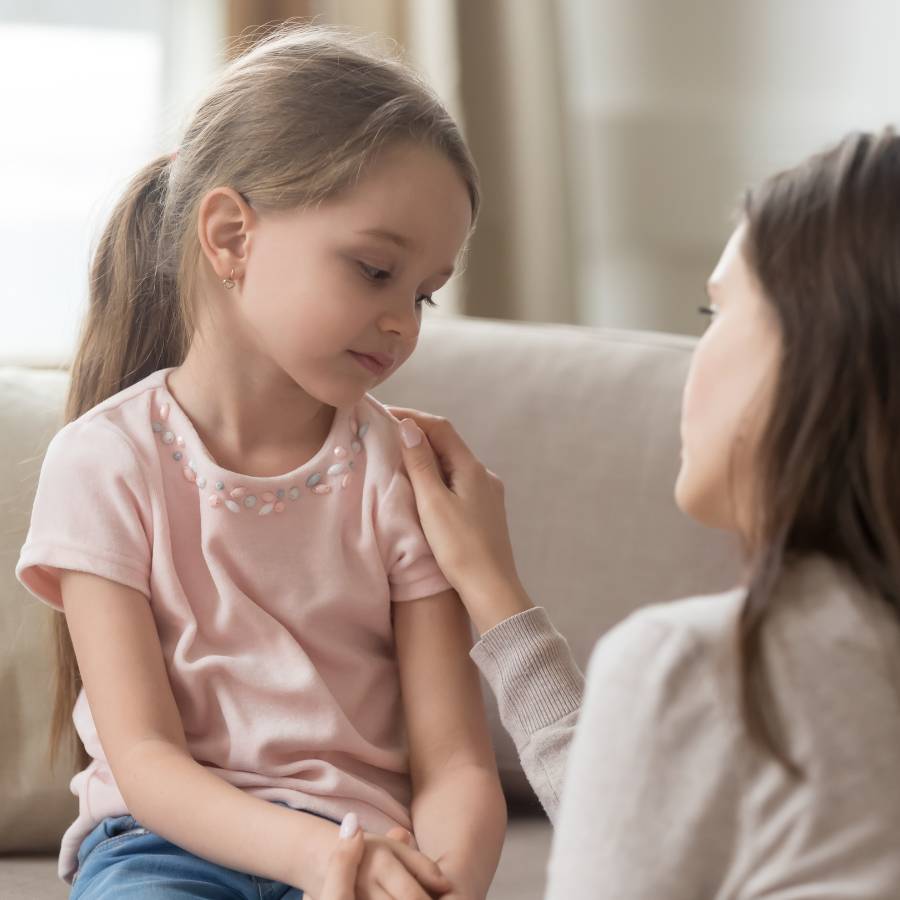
[0,315,738,898]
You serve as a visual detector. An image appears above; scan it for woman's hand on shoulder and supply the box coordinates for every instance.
[389,407,533,635]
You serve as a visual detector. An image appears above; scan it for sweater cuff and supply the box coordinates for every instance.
[471,607,584,736]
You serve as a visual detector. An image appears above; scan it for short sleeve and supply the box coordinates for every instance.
[16,419,152,610]
[375,467,452,603]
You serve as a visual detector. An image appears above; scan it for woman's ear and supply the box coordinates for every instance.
[197,187,255,284]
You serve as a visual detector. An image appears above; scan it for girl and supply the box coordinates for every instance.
[371,130,900,897]
[16,26,505,900]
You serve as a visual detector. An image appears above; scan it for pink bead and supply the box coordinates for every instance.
[230,487,246,500]
[183,466,196,483]
[159,403,169,421]
[313,484,332,495]
[208,494,220,507]
[342,473,352,489]
[350,418,358,435]
[261,491,276,503]
[176,435,185,447]
[334,446,347,458]
[274,502,285,513]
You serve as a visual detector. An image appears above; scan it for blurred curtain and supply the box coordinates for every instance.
[225,0,576,324]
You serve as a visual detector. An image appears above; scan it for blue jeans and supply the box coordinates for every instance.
[70,802,336,899]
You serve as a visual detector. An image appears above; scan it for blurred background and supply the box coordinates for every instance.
[3,0,900,364]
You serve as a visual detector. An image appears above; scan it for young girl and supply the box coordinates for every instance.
[16,26,505,899]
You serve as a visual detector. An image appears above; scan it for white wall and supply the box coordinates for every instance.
[559,0,900,335]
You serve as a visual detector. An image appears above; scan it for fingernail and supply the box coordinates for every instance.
[339,812,359,839]
[399,419,422,449]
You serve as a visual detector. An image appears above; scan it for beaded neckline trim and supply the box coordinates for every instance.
[150,400,368,516]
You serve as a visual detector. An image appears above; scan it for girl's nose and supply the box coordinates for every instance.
[378,298,421,341]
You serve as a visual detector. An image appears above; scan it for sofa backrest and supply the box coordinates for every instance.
[0,316,739,851]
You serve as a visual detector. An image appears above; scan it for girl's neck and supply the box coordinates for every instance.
[167,332,335,478]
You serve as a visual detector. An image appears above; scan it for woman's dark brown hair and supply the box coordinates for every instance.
[739,129,900,770]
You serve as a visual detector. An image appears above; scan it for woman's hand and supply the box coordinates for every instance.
[317,815,451,900]
[389,407,533,636]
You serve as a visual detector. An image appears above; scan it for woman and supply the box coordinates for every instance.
[325,130,900,897]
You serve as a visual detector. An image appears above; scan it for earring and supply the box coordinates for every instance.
[223,269,236,290]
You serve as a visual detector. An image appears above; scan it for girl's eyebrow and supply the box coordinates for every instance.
[355,228,455,278]
[357,227,413,249]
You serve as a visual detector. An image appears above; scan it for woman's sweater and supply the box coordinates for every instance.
[470,556,900,898]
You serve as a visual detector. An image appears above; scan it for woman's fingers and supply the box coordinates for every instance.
[319,814,365,900]
[387,407,478,472]
[395,420,453,503]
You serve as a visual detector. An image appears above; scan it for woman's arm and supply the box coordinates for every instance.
[394,588,507,900]
[471,606,584,820]
[389,407,585,817]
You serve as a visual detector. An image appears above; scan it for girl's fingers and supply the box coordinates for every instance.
[384,826,416,847]
[390,843,452,894]
[377,862,432,900]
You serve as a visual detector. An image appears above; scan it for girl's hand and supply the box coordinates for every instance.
[389,407,533,636]
[317,813,452,900]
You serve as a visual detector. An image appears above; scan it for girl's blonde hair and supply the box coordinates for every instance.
[53,24,480,772]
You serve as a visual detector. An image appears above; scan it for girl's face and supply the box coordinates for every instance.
[237,141,472,409]
[675,224,782,535]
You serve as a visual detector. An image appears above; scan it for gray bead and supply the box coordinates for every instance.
[244,495,257,508]
[152,422,163,433]
[216,481,225,491]
[276,489,286,500]
[306,473,322,487]
[173,451,183,462]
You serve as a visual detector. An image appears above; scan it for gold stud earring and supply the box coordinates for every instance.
[223,269,236,290]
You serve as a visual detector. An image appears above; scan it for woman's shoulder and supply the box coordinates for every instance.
[586,587,747,719]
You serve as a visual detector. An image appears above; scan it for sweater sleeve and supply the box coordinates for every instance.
[544,609,739,900]
[469,607,584,820]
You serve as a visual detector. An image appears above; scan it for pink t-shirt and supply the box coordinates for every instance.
[16,367,451,884]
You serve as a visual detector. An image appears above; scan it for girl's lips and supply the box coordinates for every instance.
[349,350,390,375]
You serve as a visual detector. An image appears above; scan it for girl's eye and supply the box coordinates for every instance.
[359,262,391,282]
[417,294,438,309]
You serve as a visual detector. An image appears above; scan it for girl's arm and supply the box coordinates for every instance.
[394,588,507,900]
[61,570,449,899]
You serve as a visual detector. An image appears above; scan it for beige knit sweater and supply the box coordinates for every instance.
[470,556,900,899]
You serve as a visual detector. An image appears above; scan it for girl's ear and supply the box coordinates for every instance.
[197,187,255,284]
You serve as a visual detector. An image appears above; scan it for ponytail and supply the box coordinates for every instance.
[51,154,188,771]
